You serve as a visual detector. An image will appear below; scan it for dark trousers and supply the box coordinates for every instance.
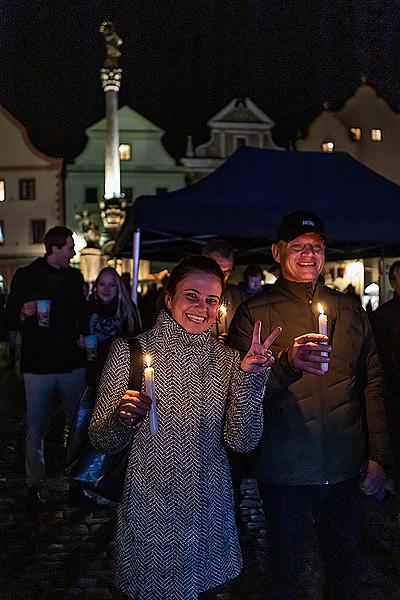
[258,478,366,600]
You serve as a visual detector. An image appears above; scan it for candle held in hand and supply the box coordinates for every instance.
[219,304,228,335]
[317,303,329,373]
[145,354,158,435]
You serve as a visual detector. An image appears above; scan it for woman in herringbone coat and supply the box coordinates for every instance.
[89,256,280,600]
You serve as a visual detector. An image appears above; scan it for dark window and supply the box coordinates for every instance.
[0,221,4,245]
[19,179,36,200]
[156,187,168,195]
[122,187,134,204]
[85,187,98,204]
[236,136,248,147]
[31,220,46,244]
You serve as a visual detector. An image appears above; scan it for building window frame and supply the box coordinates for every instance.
[321,141,335,153]
[371,128,382,142]
[84,187,98,204]
[19,178,36,200]
[0,180,5,202]
[30,219,46,244]
[156,187,168,195]
[119,143,132,160]
[349,127,362,142]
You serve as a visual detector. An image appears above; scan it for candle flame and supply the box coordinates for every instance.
[219,304,227,316]
[317,303,324,315]
[145,354,152,368]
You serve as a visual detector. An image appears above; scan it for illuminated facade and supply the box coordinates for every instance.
[297,84,400,186]
[0,106,63,287]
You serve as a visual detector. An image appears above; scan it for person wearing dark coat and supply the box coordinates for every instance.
[4,227,87,506]
[228,211,390,600]
[371,260,400,494]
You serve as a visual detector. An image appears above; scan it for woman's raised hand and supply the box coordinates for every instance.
[119,390,152,426]
[240,321,282,373]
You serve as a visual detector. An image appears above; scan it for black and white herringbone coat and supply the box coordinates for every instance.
[89,310,268,600]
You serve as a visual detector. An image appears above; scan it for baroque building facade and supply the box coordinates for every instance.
[65,105,185,246]
[296,84,400,186]
[181,97,283,183]
[0,106,63,288]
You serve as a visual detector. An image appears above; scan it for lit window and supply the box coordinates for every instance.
[0,180,5,202]
[0,221,5,245]
[321,141,335,153]
[31,220,46,244]
[119,143,132,160]
[371,129,382,141]
[349,127,362,141]
[19,179,36,200]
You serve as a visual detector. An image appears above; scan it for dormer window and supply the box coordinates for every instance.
[321,141,335,153]
[236,136,248,148]
[119,143,132,160]
[349,127,362,141]
[371,129,382,142]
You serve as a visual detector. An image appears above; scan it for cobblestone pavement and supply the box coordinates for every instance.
[1,366,400,600]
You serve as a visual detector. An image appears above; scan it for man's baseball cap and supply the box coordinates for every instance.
[276,210,327,243]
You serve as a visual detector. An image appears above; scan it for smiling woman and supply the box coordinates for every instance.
[88,255,279,600]
[164,262,223,334]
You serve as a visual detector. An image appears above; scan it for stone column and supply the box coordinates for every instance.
[99,21,125,243]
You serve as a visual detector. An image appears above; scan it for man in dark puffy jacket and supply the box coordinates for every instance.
[228,211,389,600]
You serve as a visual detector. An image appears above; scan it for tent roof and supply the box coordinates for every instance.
[114,147,400,262]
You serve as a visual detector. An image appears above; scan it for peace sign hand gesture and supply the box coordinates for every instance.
[240,321,282,373]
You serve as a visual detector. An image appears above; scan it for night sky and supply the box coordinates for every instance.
[2,1,400,163]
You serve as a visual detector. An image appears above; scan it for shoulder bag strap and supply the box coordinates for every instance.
[126,337,143,391]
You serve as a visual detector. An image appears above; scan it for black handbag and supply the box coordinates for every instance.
[65,337,143,502]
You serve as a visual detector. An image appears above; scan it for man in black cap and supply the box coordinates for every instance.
[228,210,389,599]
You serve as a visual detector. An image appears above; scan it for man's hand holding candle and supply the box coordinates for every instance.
[288,333,331,375]
[119,390,152,426]
[240,321,282,373]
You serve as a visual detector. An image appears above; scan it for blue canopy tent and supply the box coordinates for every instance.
[113,147,400,297]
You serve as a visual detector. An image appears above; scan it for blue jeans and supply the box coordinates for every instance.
[24,368,86,487]
[258,479,367,600]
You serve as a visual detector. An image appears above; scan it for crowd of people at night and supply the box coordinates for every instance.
[2,212,400,600]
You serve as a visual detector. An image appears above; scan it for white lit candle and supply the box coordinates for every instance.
[317,303,329,373]
[145,354,158,436]
[219,304,228,335]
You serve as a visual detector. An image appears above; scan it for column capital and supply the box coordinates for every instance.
[100,68,122,92]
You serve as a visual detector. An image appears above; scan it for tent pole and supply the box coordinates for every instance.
[131,228,141,305]
[378,246,387,306]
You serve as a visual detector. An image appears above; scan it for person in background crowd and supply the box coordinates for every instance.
[89,255,278,600]
[202,239,242,342]
[4,226,87,507]
[82,281,90,301]
[371,260,400,494]
[228,210,390,600]
[85,267,141,391]
[120,271,132,298]
[238,263,265,300]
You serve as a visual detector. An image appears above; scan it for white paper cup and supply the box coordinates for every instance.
[84,335,98,361]
[37,299,52,327]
